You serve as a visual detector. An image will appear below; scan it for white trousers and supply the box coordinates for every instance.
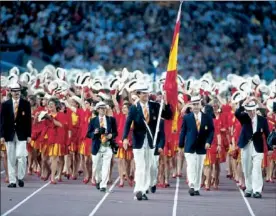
[150,155,159,187]
[185,153,205,191]
[133,145,155,194]
[241,142,263,194]
[92,146,113,189]
[5,134,28,184]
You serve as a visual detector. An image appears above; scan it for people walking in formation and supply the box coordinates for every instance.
[0,63,276,200]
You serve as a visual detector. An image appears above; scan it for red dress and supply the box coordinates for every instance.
[116,112,133,160]
[79,109,92,156]
[68,108,84,152]
[267,114,276,161]
[205,114,226,165]
[47,112,67,157]
[30,106,46,151]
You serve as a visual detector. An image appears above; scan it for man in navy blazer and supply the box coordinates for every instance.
[122,83,172,201]
[179,95,214,196]
[0,83,32,188]
[235,97,270,198]
[87,101,118,192]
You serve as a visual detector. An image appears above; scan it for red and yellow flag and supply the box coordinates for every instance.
[163,2,182,143]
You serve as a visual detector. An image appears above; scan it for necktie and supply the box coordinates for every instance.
[143,106,149,124]
[99,117,106,143]
[100,117,104,128]
[14,101,19,119]
[196,118,200,131]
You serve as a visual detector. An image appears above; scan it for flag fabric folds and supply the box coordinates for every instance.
[163,2,183,151]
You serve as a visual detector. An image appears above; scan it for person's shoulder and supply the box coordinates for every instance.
[20,98,30,105]
[149,101,160,109]
[2,99,11,106]
[257,114,267,123]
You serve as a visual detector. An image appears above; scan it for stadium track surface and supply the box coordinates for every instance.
[1,162,275,216]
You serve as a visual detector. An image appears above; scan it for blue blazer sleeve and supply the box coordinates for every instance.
[157,119,165,149]
[206,115,214,145]
[179,115,187,148]
[263,117,271,150]
[87,118,96,139]
[111,117,118,139]
[122,105,135,140]
[161,104,173,120]
[25,100,32,138]
[0,103,5,139]
[235,106,251,125]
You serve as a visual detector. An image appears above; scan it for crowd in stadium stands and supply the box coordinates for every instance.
[1,1,276,82]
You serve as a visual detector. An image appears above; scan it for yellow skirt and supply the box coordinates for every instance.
[30,140,41,150]
[48,143,65,157]
[116,148,126,159]
[79,140,91,156]
[0,144,6,151]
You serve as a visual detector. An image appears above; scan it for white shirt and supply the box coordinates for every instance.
[99,115,107,129]
[140,101,149,148]
[252,115,257,133]
[194,112,202,124]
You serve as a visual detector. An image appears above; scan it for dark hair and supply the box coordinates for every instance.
[123,101,131,108]
[28,95,37,106]
[85,98,93,106]
[48,98,61,112]
[273,102,276,113]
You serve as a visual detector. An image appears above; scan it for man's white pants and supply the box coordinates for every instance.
[92,146,112,189]
[150,155,159,187]
[133,144,155,194]
[241,142,263,194]
[185,153,205,191]
[5,134,27,184]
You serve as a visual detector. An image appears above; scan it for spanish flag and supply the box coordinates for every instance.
[163,2,182,144]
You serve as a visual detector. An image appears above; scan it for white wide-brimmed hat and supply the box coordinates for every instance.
[135,82,150,93]
[244,100,258,111]
[70,95,82,105]
[9,82,21,91]
[190,95,201,104]
[231,91,247,104]
[95,101,107,109]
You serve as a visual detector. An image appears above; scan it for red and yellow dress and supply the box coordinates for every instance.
[204,114,227,165]
[232,115,242,162]
[30,106,46,151]
[0,104,6,152]
[47,112,67,157]
[116,112,134,160]
[79,109,93,156]
[267,114,276,162]
[68,108,84,152]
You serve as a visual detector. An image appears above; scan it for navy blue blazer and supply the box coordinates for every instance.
[0,98,32,142]
[154,119,165,155]
[86,116,118,155]
[122,101,172,149]
[235,106,270,153]
[179,112,214,154]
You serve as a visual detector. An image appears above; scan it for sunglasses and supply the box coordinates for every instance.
[11,90,20,92]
